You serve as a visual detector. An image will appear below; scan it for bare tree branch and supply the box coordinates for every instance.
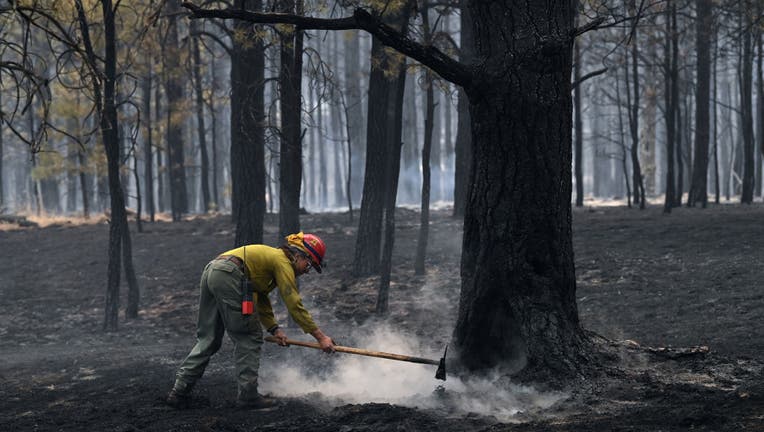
[572,67,608,88]
[181,2,473,87]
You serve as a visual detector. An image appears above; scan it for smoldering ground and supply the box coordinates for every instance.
[258,323,567,422]
[1,206,763,431]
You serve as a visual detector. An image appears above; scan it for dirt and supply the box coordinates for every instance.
[1,204,763,431]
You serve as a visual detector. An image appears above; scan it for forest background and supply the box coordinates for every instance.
[1,0,764,430]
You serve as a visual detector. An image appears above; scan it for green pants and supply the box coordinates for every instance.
[174,259,263,400]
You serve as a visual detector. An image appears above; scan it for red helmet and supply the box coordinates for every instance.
[301,233,326,273]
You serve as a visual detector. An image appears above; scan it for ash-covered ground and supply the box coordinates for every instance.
[0,204,762,431]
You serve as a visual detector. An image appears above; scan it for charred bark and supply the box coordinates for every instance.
[165,1,188,221]
[741,3,755,204]
[353,7,411,276]
[688,0,712,208]
[278,0,304,237]
[141,63,155,222]
[415,8,435,276]
[191,22,211,213]
[231,0,266,245]
[574,38,584,207]
[663,2,677,214]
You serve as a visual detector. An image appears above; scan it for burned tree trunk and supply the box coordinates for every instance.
[353,6,411,276]
[688,0,712,207]
[574,38,584,207]
[278,0,304,238]
[191,21,211,213]
[415,8,435,276]
[453,2,591,378]
[165,0,188,221]
[741,2,755,204]
[231,0,266,245]
[663,2,678,214]
[141,63,155,222]
[452,0,473,219]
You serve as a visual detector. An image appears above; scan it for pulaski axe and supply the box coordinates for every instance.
[265,336,447,381]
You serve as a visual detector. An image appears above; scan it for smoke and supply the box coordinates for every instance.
[259,324,567,422]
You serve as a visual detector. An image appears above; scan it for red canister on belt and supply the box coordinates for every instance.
[241,278,254,315]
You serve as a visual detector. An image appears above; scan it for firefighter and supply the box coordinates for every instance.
[166,232,334,409]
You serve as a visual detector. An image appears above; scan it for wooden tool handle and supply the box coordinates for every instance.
[264,336,439,366]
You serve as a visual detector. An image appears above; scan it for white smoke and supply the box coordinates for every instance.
[259,324,567,422]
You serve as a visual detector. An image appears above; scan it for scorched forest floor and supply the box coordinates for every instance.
[0,203,762,431]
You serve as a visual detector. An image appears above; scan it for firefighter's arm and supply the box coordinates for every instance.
[273,265,319,334]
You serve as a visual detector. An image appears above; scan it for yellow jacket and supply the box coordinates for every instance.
[220,245,318,334]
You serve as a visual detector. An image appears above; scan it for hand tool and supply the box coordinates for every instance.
[265,336,447,380]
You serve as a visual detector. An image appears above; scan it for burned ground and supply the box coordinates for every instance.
[0,204,762,431]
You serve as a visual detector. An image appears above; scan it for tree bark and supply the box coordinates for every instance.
[574,38,584,207]
[415,8,435,276]
[278,0,304,237]
[741,2,755,204]
[376,59,407,315]
[688,0,712,208]
[663,2,677,214]
[452,0,473,218]
[142,60,155,222]
[453,2,590,377]
[165,1,188,221]
[231,0,266,245]
[353,6,411,276]
[626,8,645,209]
[191,21,211,213]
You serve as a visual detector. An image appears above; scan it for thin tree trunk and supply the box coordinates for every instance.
[354,32,407,275]
[714,27,720,204]
[741,3,755,204]
[626,13,645,209]
[574,38,584,207]
[415,9,434,276]
[663,2,676,213]
[616,65,632,207]
[688,0,712,207]
[376,59,407,315]
[142,64,155,222]
[165,1,188,221]
[278,0,303,236]
[191,22,211,213]
[452,0,473,218]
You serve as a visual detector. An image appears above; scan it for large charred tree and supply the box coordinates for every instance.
[186,0,594,379]
[277,0,304,238]
[688,0,712,208]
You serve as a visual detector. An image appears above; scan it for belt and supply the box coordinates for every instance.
[216,254,248,276]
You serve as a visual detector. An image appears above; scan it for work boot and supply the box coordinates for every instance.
[235,394,277,410]
[165,388,192,409]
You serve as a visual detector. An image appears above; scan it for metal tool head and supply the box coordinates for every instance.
[435,345,448,381]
